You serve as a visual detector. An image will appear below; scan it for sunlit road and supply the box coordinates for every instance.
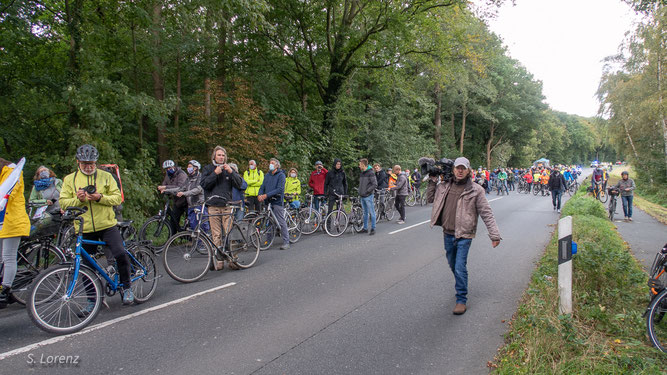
[0,182,577,374]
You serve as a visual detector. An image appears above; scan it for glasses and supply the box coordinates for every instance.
[79,162,96,167]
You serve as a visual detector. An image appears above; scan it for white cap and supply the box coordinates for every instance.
[453,157,470,169]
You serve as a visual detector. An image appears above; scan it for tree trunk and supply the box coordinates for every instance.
[459,100,468,154]
[450,113,456,150]
[622,120,639,159]
[217,11,231,125]
[131,20,143,146]
[174,50,181,129]
[204,78,211,123]
[151,0,166,162]
[65,0,83,128]
[657,6,667,180]
[433,83,442,159]
[486,125,493,170]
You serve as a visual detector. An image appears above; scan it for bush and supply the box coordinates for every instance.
[560,190,606,219]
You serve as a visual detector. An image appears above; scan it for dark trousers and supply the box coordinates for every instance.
[171,203,187,230]
[246,195,262,213]
[551,189,563,209]
[395,195,406,220]
[328,194,341,214]
[82,226,130,288]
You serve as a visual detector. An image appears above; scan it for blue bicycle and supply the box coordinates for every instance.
[27,207,159,334]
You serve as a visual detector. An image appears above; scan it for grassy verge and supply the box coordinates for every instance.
[491,190,667,373]
[608,166,667,224]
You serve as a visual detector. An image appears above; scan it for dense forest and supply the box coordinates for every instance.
[1,0,613,220]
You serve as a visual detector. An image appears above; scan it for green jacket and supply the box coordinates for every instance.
[243,169,264,197]
[285,177,301,196]
[60,169,123,233]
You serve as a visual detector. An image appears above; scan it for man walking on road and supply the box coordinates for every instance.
[358,159,377,235]
[613,171,636,221]
[426,157,501,315]
[548,167,566,213]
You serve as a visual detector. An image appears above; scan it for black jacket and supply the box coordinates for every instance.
[200,164,244,207]
[324,159,348,196]
[548,171,566,191]
[375,169,388,190]
[358,167,378,198]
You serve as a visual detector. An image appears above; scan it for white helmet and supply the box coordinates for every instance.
[162,160,175,169]
[188,160,201,169]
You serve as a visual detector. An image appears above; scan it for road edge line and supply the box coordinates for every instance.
[388,220,430,235]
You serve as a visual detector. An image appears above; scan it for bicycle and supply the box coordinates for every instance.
[162,195,260,283]
[250,201,301,250]
[27,207,159,334]
[374,188,395,221]
[645,243,667,352]
[298,193,324,235]
[607,187,619,221]
[0,211,66,305]
[139,192,187,253]
[347,193,365,233]
[590,181,607,203]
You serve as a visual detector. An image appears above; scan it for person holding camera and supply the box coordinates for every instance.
[59,144,134,305]
[426,157,501,315]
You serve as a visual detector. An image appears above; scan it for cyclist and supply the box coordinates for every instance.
[59,145,134,304]
[411,168,422,199]
[29,166,63,215]
[374,163,388,218]
[506,169,515,191]
[308,161,327,211]
[243,160,264,213]
[563,167,574,190]
[0,157,30,309]
[164,160,209,232]
[497,169,508,195]
[324,159,348,214]
[258,158,289,250]
[285,167,301,209]
[591,165,604,193]
[539,170,550,196]
[613,171,636,221]
[157,160,188,231]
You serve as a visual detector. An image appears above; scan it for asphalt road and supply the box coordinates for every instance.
[0,182,575,374]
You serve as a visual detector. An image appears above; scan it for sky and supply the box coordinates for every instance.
[478,0,641,117]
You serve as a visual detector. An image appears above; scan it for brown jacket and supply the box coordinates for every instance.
[426,177,501,241]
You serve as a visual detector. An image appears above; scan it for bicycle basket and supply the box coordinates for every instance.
[28,212,61,239]
[607,188,620,196]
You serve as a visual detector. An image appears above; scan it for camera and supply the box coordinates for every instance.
[419,157,455,182]
[82,185,96,195]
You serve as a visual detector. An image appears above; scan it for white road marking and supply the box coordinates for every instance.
[389,220,430,235]
[0,282,237,361]
[488,197,503,202]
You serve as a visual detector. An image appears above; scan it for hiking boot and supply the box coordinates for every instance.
[121,288,134,305]
[359,229,368,234]
[453,303,467,315]
[280,243,290,250]
[0,286,11,309]
[369,229,375,236]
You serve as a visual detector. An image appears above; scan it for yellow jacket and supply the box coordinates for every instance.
[285,177,301,196]
[60,169,123,233]
[243,169,264,197]
[0,166,30,238]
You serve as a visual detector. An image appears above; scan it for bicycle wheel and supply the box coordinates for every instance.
[298,208,321,235]
[227,223,260,269]
[287,210,302,243]
[27,265,102,334]
[351,206,365,233]
[385,197,396,221]
[324,210,349,237]
[162,231,212,283]
[139,217,173,253]
[12,243,65,305]
[599,189,608,203]
[646,288,667,353]
[406,192,416,207]
[533,184,540,196]
[253,216,275,250]
[608,199,616,221]
[129,247,158,303]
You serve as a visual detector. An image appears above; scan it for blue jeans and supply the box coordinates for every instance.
[551,189,563,209]
[444,234,472,304]
[312,195,324,211]
[271,204,290,245]
[621,195,633,218]
[361,195,376,230]
[187,207,210,232]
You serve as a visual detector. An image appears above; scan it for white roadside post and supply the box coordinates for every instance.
[558,216,573,314]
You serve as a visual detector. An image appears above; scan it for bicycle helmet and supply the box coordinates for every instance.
[621,171,629,176]
[188,160,201,169]
[162,160,175,169]
[76,144,99,162]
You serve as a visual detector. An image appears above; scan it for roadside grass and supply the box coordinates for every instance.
[608,166,667,224]
[492,190,667,373]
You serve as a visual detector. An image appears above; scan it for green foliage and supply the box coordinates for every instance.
[560,191,607,219]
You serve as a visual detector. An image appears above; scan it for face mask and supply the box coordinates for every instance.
[167,169,175,176]
[39,170,50,179]
[249,165,256,170]
[269,164,275,171]
[187,167,194,174]
[290,173,296,178]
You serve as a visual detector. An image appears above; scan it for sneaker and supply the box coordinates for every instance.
[369,229,375,236]
[453,303,467,315]
[397,220,405,225]
[359,229,368,233]
[280,243,290,250]
[121,288,134,305]
[557,209,561,213]
[628,217,632,221]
